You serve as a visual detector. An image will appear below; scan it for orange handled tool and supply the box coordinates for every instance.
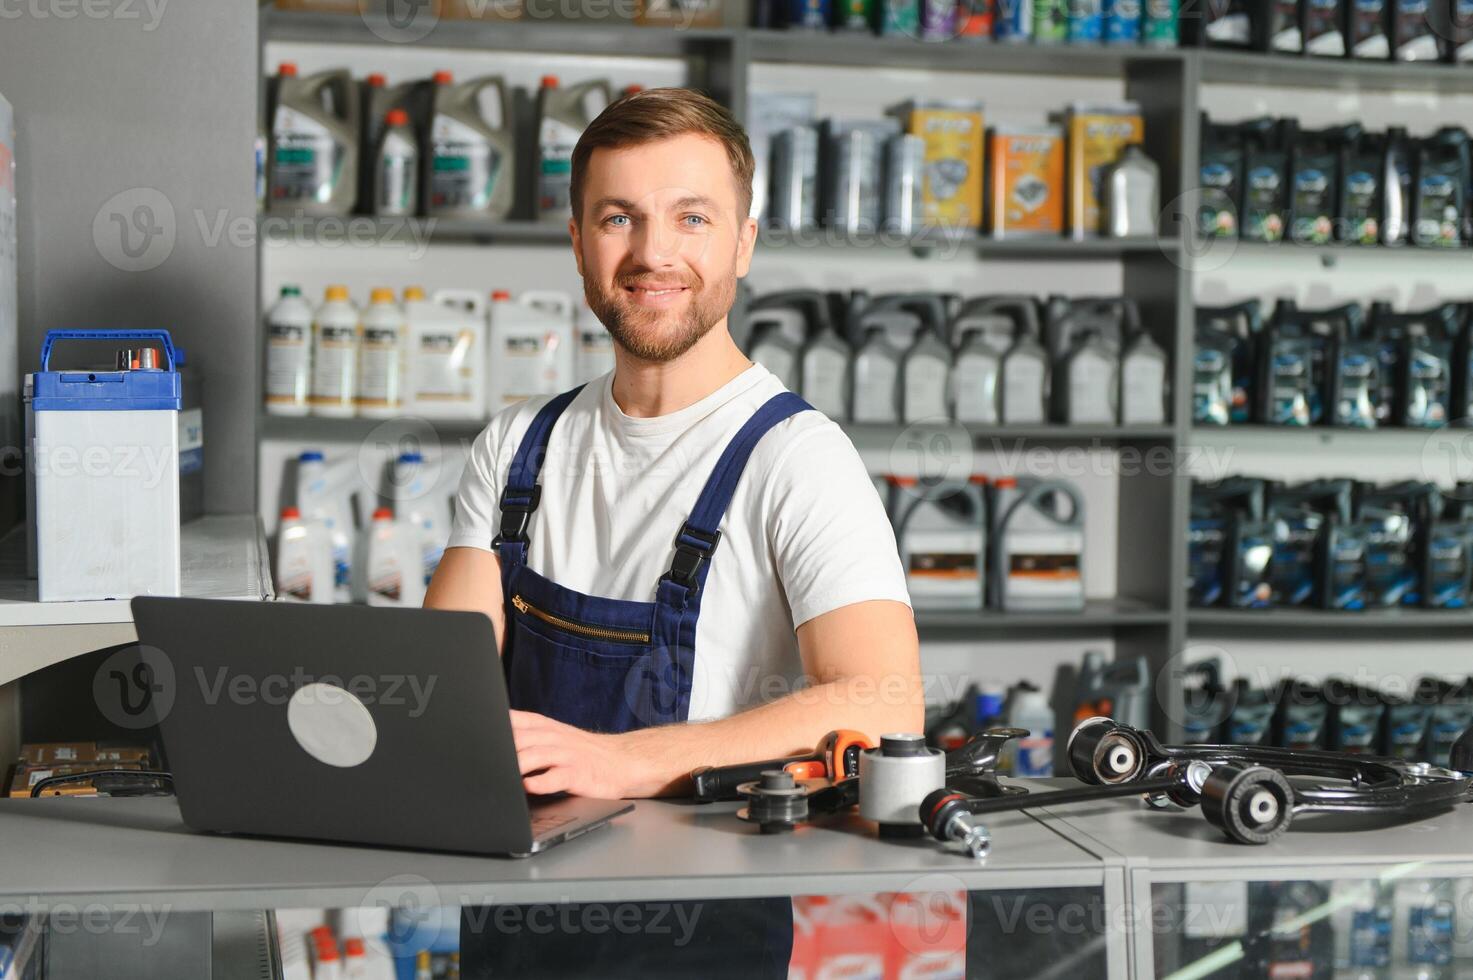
[690,729,872,803]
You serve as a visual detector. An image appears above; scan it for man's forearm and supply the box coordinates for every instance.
[624,674,925,798]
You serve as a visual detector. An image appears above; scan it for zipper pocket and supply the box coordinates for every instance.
[511,594,650,645]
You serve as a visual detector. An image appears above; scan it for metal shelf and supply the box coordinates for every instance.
[1188,607,1473,633]
[846,422,1176,444]
[1197,48,1473,93]
[260,8,1473,97]
[747,28,1182,75]
[259,412,487,443]
[261,413,1178,445]
[1217,239,1473,261]
[260,215,1179,258]
[262,8,738,56]
[918,599,1171,636]
[1188,423,1465,443]
[0,515,273,687]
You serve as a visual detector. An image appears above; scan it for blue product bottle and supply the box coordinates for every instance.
[1103,0,1142,43]
[1068,0,1104,40]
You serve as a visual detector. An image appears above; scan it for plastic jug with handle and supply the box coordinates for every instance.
[426,71,514,220]
[269,63,359,215]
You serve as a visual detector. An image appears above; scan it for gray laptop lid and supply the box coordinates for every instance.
[131,598,537,855]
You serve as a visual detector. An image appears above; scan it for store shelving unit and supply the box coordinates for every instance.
[258,3,1473,738]
[0,515,273,687]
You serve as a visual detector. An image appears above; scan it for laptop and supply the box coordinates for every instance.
[130,597,632,857]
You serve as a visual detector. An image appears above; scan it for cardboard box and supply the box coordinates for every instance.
[9,762,144,798]
[1063,102,1144,239]
[20,742,97,765]
[893,100,986,233]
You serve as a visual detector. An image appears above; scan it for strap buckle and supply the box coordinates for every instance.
[669,524,722,592]
[492,485,542,547]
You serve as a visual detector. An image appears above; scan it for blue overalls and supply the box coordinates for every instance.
[462,384,810,978]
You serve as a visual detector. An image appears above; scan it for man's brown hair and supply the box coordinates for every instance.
[569,87,755,222]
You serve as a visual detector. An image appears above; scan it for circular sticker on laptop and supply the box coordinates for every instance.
[287,683,378,768]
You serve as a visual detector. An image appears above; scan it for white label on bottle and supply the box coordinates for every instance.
[853,356,899,423]
[1069,354,1116,423]
[266,321,310,404]
[311,323,357,404]
[1121,355,1166,424]
[577,328,616,382]
[538,116,583,216]
[904,356,949,422]
[431,115,501,212]
[497,331,563,405]
[271,107,338,205]
[1014,732,1054,776]
[358,328,402,407]
[1002,357,1045,423]
[377,137,417,216]
[278,543,314,602]
[752,344,797,393]
[953,354,999,423]
[415,329,473,403]
[804,349,849,418]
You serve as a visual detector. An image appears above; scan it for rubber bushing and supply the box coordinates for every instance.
[1066,716,1120,786]
[1200,765,1294,844]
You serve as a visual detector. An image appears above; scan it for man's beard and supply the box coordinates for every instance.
[584,267,737,364]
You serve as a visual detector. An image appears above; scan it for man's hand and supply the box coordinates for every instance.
[511,710,673,799]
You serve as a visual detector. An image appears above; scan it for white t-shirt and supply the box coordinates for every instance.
[447,363,912,722]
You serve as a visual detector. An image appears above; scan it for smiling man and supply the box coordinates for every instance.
[425,88,921,975]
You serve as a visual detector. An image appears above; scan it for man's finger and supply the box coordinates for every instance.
[524,768,573,796]
[516,745,572,776]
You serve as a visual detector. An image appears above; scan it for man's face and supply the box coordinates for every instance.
[570,132,757,364]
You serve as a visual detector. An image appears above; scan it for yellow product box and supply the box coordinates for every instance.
[986,125,1064,238]
[892,100,985,233]
[1063,102,1144,239]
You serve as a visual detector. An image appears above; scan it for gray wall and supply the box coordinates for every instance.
[0,1,259,516]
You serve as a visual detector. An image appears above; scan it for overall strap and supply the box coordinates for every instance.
[494,385,585,570]
[661,391,813,605]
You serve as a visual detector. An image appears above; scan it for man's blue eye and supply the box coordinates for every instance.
[683,215,707,226]
[607,215,629,227]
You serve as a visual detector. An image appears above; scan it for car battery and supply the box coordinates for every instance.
[30,330,182,601]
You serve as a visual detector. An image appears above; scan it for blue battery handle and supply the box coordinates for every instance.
[41,329,178,373]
